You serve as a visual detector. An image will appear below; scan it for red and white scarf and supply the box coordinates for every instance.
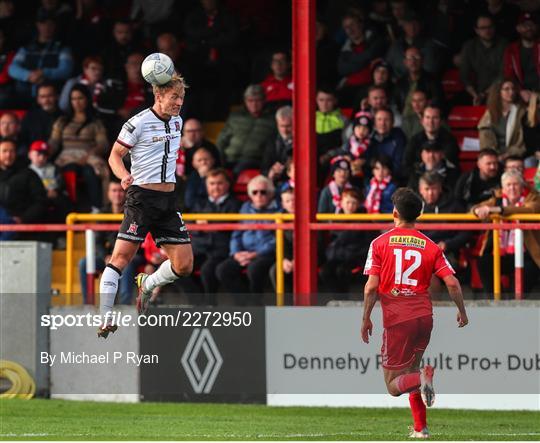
[329,180,352,214]
[348,135,370,159]
[500,192,526,254]
[365,176,392,214]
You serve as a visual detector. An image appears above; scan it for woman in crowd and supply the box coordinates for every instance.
[478,78,526,160]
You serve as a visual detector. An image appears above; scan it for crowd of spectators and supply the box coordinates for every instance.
[1,0,540,302]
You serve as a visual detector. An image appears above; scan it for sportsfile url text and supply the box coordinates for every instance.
[41,311,252,330]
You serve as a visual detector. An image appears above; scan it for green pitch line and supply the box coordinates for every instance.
[1,399,539,441]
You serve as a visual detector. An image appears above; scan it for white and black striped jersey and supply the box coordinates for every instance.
[116,108,183,185]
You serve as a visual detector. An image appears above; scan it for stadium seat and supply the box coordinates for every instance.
[0,109,27,120]
[441,69,465,100]
[62,171,77,203]
[233,168,260,201]
[524,167,536,186]
[448,106,486,129]
[340,107,353,119]
[202,121,225,145]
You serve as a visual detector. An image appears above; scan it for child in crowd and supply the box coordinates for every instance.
[317,156,354,213]
[344,111,372,178]
[364,155,396,213]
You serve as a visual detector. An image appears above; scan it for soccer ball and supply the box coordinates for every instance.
[141,53,175,85]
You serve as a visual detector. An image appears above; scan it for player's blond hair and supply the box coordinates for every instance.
[152,74,188,96]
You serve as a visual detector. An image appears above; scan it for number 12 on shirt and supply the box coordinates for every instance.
[393,249,422,286]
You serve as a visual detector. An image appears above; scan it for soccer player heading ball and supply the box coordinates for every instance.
[97,73,193,338]
[362,188,468,438]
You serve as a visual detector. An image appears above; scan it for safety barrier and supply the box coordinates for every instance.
[2,213,540,304]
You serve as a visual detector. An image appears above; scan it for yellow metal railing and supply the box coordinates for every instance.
[66,212,540,305]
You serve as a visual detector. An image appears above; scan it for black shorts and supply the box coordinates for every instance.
[117,185,191,247]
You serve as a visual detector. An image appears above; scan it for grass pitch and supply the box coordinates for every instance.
[1,399,539,440]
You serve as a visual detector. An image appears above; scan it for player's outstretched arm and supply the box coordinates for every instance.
[442,274,469,328]
[109,142,133,190]
[361,275,379,343]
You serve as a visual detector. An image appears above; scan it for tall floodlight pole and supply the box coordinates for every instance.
[292,0,317,305]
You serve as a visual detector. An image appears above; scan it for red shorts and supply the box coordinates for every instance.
[381,315,433,370]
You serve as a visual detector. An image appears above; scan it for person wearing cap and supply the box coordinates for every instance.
[407,140,460,192]
[503,12,539,103]
[317,156,355,214]
[459,14,507,105]
[337,10,386,107]
[216,84,276,174]
[8,10,73,105]
[369,59,394,103]
[340,111,372,177]
[27,139,71,222]
[404,104,459,173]
[0,139,47,234]
[385,10,442,80]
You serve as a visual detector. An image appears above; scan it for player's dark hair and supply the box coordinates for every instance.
[392,187,423,222]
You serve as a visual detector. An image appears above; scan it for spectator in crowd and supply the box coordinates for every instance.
[0,139,47,235]
[78,180,143,304]
[184,147,216,211]
[365,108,406,180]
[100,19,137,81]
[455,148,501,209]
[0,112,24,157]
[484,0,520,42]
[179,118,221,177]
[320,188,371,296]
[337,10,386,107]
[20,82,62,148]
[359,85,402,127]
[316,87,347,158]
[189,168,241,304]
[130,0,178,40]
[216,175,278,305]
[59,55,105,112]
[340,111,372,178]
[368,59,394,103]
[49,83,108,209]
[401,89,427,140]
[8,11,73,106]
[216,84,275,174]
[269,187,294,295]
[276,157,294,200]
[36,0,74,43]
[478,78,526,159]
[472,169,540,295]
[385,11,441,80]
[524,92,540,166]
[408,141,460,193]
[27,139,71,222]
[388,0,407,42]
[316,18,339,88]
[0,0,33,50]
[184,0,239,120]
[504,155,525,174]
[419,171,469,253]
[115,52,153,120]
[262,105,293,184]
[394,46,445,116]
[459,14,507,105]
[368,0,393,38]
[364,155,396,213]
[70,0,107,62]
[404,104,459,173]
[0,27,14,108]
[260,50,293,111]
[503,12,539,103]
[318,157,354,214]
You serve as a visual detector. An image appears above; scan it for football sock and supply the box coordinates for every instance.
[99,264,121,322]
[409,389,427,432]
[143,259,179,292]
[394,372,421,394]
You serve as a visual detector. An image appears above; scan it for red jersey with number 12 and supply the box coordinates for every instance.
[363,227,454,327]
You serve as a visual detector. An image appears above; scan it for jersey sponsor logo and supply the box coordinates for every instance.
[124,122,136,133]
[389,235,426,249]
[127,222,139,235]
[175,121,180,131]
[152,134,179,143]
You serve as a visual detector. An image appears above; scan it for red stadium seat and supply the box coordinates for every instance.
[448,106,486,129]
[62,171,77,203]
[233,168,260,201]
[441,69,464,99]
[524,167,536,186]
[340,108,354,119]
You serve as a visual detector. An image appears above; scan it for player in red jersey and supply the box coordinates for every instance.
[361,188,468,438]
